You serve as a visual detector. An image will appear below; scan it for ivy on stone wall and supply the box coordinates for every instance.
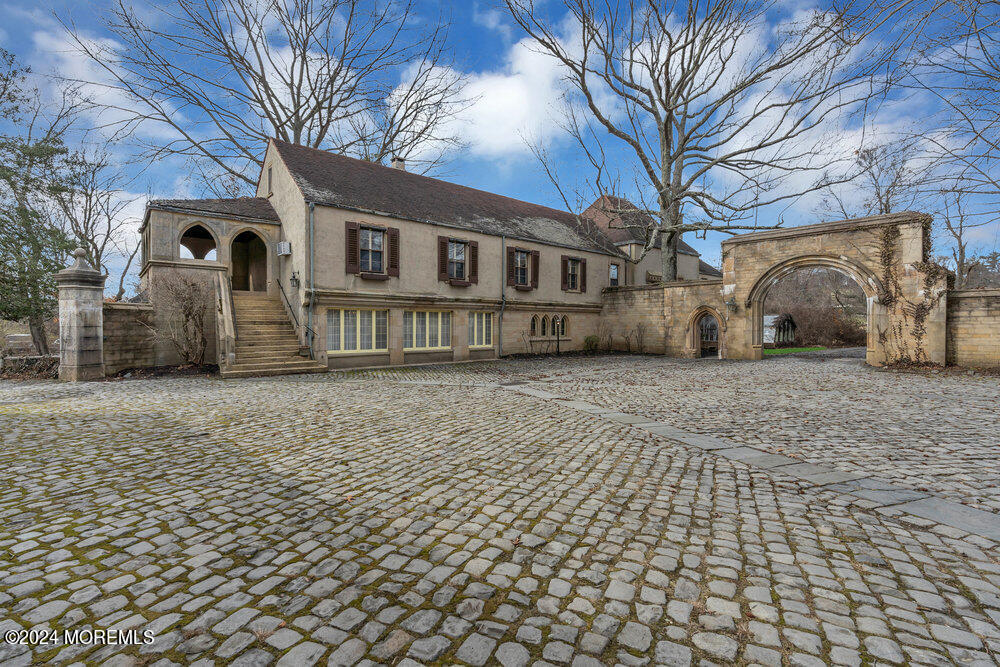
[874,223,950,364]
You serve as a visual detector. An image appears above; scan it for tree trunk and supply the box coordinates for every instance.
[661,232,679,282]
[29,315,50,356]
[956,245,967,288]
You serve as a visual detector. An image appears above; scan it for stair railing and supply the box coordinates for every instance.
[215,271,237,370]
[276,276,318,359]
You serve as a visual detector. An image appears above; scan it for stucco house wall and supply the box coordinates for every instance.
[304,205,613,366]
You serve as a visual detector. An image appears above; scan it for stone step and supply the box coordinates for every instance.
[236,314,291,326]
[220,365,327,379]
[236,320,295,336]
[234,342,301,351]
[227,357,324,369]
[220,360,326,378]
[235,337,299,346]
[226,292,323,377]
[236,350,308,361]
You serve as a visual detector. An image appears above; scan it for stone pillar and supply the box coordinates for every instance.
[389,308,405,365]
[55,249,107,381]
[454,309,470,361]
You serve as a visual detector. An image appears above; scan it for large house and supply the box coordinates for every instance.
[139,140,715,375]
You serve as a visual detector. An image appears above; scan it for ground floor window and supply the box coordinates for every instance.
[404,310,452,350]
[469,311,493,347]
[327,309,388,353]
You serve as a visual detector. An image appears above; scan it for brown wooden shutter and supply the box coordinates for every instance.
[345,221,360,274]
[530,250,539,289]
[437,236,449,281]
[387,227,400,276]
[580,258,587,292]
[469,241,479,283]
[560,255,568,291]
[506,247,516,286]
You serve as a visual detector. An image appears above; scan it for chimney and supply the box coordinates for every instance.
[391,156,406,171]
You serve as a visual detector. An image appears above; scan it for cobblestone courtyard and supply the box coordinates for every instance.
[2,355,1000,666]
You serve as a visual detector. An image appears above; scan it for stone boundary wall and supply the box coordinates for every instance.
[600,285,667,353]
[946,289,1000,368]
[103,303,156,375]
[601,281,725,355]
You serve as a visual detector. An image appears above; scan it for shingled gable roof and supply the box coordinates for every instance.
[583,195,700,256]
[148,197,279,223]
[698,260,723,278]
[270,139,619,255]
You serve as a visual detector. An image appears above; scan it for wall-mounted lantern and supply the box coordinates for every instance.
[724,296,738,313]
[290,271,300,289]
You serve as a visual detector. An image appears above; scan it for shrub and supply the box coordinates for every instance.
[583,335,600,352]
[146,275,213,365]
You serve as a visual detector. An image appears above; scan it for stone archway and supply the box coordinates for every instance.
[685,305,727,359]
[745,255,885,364]
[720,213,949,366]
[231,230,268,292]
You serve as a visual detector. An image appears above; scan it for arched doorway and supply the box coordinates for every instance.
[698,313,719,358]
[686,306,726,359]
[231,230,267,292]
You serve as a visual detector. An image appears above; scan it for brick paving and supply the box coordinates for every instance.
[1,356,999,666]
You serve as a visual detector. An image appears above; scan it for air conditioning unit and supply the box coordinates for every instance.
[276,241,292,256]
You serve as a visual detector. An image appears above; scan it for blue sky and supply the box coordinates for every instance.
[3,0,998,290]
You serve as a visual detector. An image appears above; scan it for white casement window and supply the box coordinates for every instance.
[359,227,385,273]
[566,258,581,290]
[609,263,619,286]
[403,310,452,350]
[448,241,466,279]
[514,250,529,285]
[468,311,493,347]
[327,309,388,353]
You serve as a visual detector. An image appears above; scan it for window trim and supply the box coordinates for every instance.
[447,240,467,281]
[566,258,581,291]
[468,311,494,348]
[326,308,389,355]
[514,249,529,286]
[359,225,386,274]
[403,310,453,351]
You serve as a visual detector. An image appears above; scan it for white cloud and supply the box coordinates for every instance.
[447,37,570,158]
[30,29,181,142]
[472,4,513,41]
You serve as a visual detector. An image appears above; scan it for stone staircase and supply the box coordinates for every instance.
[221,292,326,378]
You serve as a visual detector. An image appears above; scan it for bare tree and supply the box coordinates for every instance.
[901,1,1000,197]
[52,136,143,300]
[937,194,995,287]
[62,0,469,192]
[817,139,933,218]
[505,0,887,280]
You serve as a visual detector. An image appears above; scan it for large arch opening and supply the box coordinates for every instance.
[746,256,885,361]
[179,224,217,260]
[231,230,268,292]
[763,268,867,355]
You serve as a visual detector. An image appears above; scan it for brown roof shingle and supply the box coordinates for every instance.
[149,197,279,223]
[583,196,700,256]
[271,139,619,255]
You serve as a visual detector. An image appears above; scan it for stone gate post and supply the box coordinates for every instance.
[54,249,107,381]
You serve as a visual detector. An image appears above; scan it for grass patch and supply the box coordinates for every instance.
[763,346,826,355]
